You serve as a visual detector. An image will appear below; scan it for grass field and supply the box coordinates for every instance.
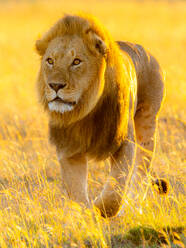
[0,0,185,247]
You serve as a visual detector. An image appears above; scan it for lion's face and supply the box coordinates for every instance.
[37,32,107,122]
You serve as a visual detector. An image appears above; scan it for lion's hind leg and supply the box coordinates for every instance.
[133,102,157,194]
[131,104,168,198]
[129,52,168,198]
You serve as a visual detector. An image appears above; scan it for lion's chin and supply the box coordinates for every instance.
[48,101,74,114]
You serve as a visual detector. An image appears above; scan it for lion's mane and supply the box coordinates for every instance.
[36,15,136,160]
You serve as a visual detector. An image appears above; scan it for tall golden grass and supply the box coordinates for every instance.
[0,0,185,247]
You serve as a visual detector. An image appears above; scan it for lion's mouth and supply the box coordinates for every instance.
[51,96,76,106]
[48,97,76,114]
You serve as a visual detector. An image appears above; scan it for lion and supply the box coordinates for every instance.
[35,14,167,217]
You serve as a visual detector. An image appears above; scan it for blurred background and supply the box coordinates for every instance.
[1,0,185,114]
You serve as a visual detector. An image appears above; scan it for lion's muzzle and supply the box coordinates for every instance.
[49,82,67,92]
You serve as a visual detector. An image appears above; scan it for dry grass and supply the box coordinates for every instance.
[0,0,185,247]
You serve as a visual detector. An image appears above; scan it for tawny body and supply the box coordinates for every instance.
[36,15,165,217]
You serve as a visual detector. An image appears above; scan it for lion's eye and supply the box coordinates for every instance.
[46,57,54,65]
[72,58,81,66]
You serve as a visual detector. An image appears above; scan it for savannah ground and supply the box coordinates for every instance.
[0,0,185,247]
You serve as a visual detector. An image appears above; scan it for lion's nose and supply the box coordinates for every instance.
[49,83,67,92]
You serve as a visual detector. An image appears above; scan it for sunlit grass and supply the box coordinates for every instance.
[0,0,185,247]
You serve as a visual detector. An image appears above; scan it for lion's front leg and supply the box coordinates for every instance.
[58,153,90,207]
[94,121,136,217]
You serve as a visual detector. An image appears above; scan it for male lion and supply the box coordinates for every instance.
[35,14,167,217]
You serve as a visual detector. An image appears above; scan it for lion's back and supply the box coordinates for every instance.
[117,41,164,114]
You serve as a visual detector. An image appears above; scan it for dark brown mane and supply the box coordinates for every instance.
[36,14,135,160]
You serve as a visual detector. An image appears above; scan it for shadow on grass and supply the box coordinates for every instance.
[85,226,185,248]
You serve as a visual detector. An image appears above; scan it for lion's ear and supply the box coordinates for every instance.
[86,30,107,56]
[35,39,48,56]
[94,35,107,56]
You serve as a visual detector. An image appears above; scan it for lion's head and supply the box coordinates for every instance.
[36,15,115,125]
[36,15,132,145]
[35,14,136,159]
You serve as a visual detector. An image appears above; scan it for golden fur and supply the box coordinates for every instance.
[36,14,165,217]
[36,14,135,160]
